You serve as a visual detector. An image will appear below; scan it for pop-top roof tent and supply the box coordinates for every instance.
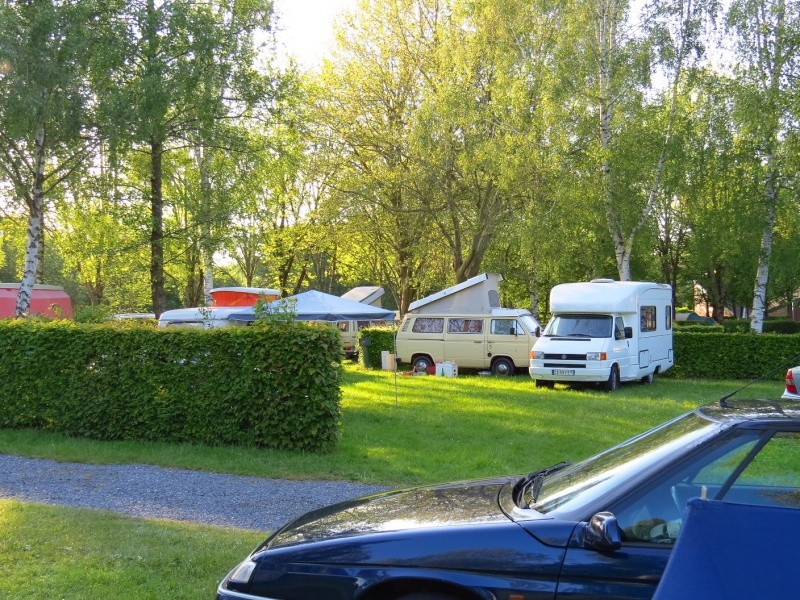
[652,499,800,600]
[407,273,503,314]
[0,283,74,318]
[341,286,385,308]
[229,290,396,323]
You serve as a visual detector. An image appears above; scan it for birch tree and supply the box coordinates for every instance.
[592,0,711,280]
[0,0,102,316]
[727,0,800,332]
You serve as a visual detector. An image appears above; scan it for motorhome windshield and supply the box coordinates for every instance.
[544,314,612,338]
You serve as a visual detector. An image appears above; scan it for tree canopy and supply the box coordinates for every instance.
[0,0,798,323]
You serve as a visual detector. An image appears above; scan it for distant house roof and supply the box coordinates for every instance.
[341,286,385,307]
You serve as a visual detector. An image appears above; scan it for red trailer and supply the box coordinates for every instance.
[0,283,74,319]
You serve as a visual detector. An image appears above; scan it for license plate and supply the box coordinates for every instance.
[552,369,575,376]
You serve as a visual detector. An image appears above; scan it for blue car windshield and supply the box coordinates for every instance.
[544,314,612,338]
[530,411,718,515]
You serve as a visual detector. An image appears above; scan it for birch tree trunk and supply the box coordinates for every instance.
[15,124,48,317]
[747,0,788,333]
[750,162,780,333]
[198,146,215,305]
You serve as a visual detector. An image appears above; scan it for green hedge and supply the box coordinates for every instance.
[357,327,396,370]
[0,320,341,452]
[672,331,800,379]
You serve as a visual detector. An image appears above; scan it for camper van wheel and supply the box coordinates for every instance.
[492,357,515,376]
[605,365,620,392]
[640,371,657,384]
[412,356,433,373]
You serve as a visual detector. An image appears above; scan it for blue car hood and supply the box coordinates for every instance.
[265,476,517,550]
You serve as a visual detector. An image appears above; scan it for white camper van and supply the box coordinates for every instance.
[395,273,541,375]
[529,279,673,390]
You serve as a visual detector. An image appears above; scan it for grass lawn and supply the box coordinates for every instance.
[0,365,784,599]
[0,364,782,486]
[0,500,262,600]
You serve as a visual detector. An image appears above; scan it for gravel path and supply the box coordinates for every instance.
[0,454,390,532]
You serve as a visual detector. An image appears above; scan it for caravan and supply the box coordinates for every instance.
[529,279,673,390]
[158,287,280,329]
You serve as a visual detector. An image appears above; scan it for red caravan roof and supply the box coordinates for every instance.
[0,284,74,318]
[209,287,281,307]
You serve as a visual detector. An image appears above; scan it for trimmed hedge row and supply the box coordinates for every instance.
[672,332,800,380]
[357,327,396,369]
[0,320,342,452]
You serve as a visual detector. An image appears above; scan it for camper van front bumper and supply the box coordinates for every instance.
[528,364,610,383]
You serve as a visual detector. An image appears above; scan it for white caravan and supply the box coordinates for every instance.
[529,279,673,390]
[158,287,280,329]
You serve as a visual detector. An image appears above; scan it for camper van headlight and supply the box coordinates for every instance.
[531,350,544,360]
[586,352,607,361]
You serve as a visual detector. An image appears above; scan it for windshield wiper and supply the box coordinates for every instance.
[516,461,572,508]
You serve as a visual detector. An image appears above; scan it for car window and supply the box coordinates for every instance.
[531,412,718,516]
[612,433,762,545]
[724,432,800,508]
[612,430,800,546]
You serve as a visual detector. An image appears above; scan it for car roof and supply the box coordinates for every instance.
[697,398,800,426]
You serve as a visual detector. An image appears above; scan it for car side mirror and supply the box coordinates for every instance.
[624,327,633,339]
[535,326,541,337]
[582,512,622,551]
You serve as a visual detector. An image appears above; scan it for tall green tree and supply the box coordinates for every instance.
[0,0,105,315]
[314,0,438,313]
[726,0,799,332]
[97,0,274,316]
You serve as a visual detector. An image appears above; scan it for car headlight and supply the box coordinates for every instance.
[586,352,607,361]
[228,558,257,584]
[531,351,544,360]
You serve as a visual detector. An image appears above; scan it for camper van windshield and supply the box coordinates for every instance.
[544,314,613,338]
[519,315,539,334]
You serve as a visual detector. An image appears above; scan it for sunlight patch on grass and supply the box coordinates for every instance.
[0,500,263,600]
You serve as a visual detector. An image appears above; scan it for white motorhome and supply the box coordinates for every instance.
[395,273,541,375]
[529,279,673,390]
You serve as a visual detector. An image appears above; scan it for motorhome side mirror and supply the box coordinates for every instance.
[535,326,541,337]
[624,327,633,339]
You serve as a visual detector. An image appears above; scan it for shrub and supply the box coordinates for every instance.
[0,320,341,452]
[357,327,396,370]
[672,331,800,380]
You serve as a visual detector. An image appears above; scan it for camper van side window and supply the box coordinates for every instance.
[448,319,483,334]
[666,306,673,330]
[491,319,517,335]
[641,306,657,332]
[412,317,444,334]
